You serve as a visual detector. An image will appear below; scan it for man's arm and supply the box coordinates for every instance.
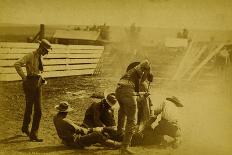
[64,118,89,135]
[14,55,27,80]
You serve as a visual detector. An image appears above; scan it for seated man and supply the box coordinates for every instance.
[53,101,120,149]
[131,96,183,148]
[82,90,117,128]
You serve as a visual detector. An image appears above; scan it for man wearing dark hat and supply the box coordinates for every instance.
[82,90,117,128]
[126,61,154,131]
[14,39,52,142]
[116,59,152,155]
[53,101,121,149]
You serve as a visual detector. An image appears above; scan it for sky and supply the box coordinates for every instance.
[0,0,232,30]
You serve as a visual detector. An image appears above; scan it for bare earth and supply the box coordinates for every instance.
[0,74,232,155]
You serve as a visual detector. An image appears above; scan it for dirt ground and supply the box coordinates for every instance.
[0,71,232,155]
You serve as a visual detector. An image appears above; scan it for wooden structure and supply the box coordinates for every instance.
[0,42,104,81]
[53,30,101,45]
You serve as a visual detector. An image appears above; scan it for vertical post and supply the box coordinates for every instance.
[39,24,45,40]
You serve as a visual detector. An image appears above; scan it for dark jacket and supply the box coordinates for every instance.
[82,99,116,128]
[53,113,87,142]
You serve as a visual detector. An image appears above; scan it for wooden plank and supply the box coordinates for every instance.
[0,53,102,59]
[0,48,103,54]
[0,58,100,66]
[0,66,25,73]
[0,42,38,48]
[0,48,35,54]
[0,69,95,81]
[44,69,95,78]
[45,59,99,65]
[0,64,97,73]
[0,42,104,50]
[43,53,102,59]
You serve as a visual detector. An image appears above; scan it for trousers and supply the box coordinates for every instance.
[64,132,108,148]
[116,85,137,149]
[22,76,42,137]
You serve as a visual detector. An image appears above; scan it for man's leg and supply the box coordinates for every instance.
[22,80,33,136]
[121,95,137,154]
[117,106,126,134]
[75,132,107,147]
[30,86,42,141]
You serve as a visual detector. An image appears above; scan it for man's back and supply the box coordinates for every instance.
[83,100,115,127]
[53,113,77,141]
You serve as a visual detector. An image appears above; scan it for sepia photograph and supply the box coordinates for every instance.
[0,0,232,154]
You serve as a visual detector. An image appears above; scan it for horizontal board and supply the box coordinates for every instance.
[0,53,102,60]
[0,59,100,66]
[0,69,95,81]
[0,48,104,54]
[0,64,97,73]
[0,42,104,50]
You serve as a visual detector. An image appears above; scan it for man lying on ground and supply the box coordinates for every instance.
[53,101,121,149]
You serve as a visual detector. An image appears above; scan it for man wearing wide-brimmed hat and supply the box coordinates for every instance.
[116,59,152,154]
[14,39,52,142]
[53,101,121,149]
[141,96,184,148]
[82,89,118,128]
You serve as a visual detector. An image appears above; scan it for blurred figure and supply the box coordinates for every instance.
[14,39,52,142]
[53,101,120,149]
[116,59,152,155]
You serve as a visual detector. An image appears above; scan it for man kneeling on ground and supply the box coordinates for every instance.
[53,101,121,149]
[131,96,183,148]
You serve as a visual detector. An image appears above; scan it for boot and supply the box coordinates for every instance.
[29,133,43,142]
[21,127,30,137]
[102,139,121,149]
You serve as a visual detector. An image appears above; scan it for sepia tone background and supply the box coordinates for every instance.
[0,0,232,155]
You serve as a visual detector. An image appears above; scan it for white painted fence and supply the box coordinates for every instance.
[0,42,104,81]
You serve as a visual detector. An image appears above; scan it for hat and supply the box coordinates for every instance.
[104,90,117,107]
[126,61,140,72]
[39,39,52,51]
[55,101,73,112]
[166,96,184,107]
[137,59,151,71]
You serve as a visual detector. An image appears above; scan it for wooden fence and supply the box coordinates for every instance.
[0,42,104,81]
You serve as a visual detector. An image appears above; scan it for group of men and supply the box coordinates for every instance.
[14,39,184,155]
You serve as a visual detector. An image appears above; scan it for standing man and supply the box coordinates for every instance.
[14,39,52,142]
[116,59,152,155]
[126,61,154,131]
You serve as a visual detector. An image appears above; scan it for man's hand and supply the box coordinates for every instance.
[144,92,150,97]
[81,128,89,135]
[93,127,103,132]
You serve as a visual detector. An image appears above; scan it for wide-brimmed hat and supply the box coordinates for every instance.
[39,39,52,51]
[104,90,117,107]
[55,101,73,112]
[166,96,184,107]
